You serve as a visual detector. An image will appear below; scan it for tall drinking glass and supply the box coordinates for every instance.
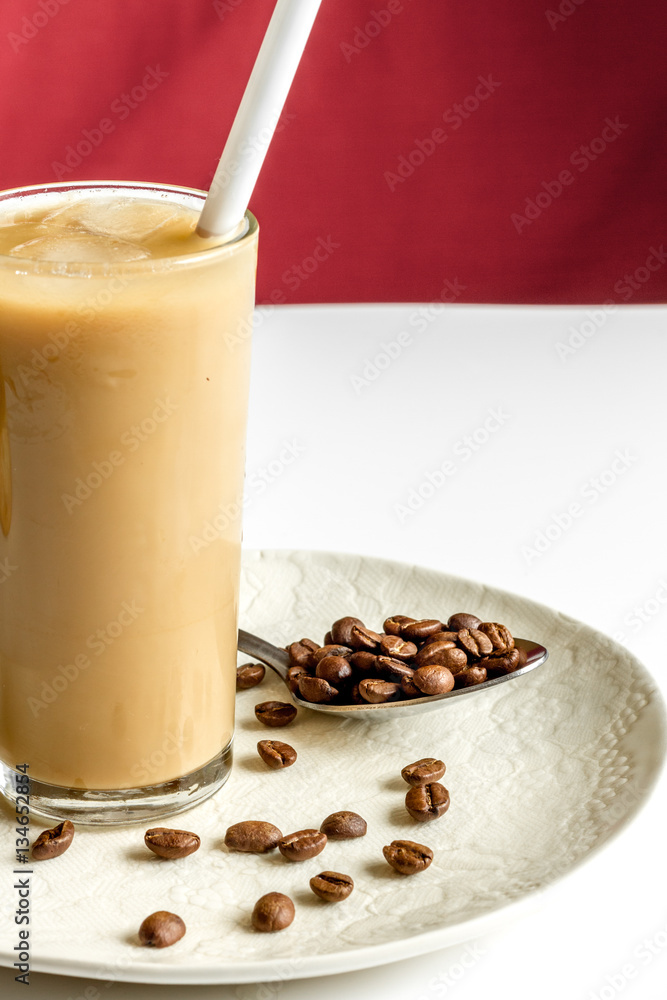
[0,182,258,824]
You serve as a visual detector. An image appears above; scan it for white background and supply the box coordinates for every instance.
[3,304,666,1000]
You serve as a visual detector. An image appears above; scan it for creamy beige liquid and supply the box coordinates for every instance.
[0,190,257,789]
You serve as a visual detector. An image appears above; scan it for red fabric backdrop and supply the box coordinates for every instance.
[0,0,665,304]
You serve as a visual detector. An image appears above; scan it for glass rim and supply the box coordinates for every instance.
[0,181,258,276]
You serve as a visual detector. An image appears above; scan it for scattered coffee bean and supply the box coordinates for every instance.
[257,739,297,769]
[383,615,415,635]
[478,621,515,653]
[413,640,456,667]
[298,675,339,703]
[358,678,401,703]
[312,644,353,663]
[480,647,521,676]
[320,810,367,839]
[383,839,433,875]
[457,665,487,686]
[315,655,353,686]
[447,612,482,631]
[236,662,266,690]
[400,619,444,641]
[379,634,418,661]
[412,665,455,695]
[255,701,297,727]
[376,656,415,684]
[457,628,494,659]
[331,616,365,646]
[401,758,446,786]
[32,820,74,860]
[138,910,186,948]
[310,871,354,902]
[252,892,295,932]
[349,624,382,651]
[144,827,200,859]
[278,829,327,862]
[224,820,283,853]
[287,664,308,693]
[405,782,450,822]
[349,650,379,673]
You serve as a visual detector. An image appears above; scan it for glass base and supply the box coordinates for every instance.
[0,740,233,826]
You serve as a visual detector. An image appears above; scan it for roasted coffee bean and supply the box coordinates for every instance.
[379,634,418,661]
[401,758,446,786]
[376,655,415,684]
[383,615,415,636]
[312,644,353,663]
[144,827,200,859]
[349,624,383,651]
[138,910,186,948]
[447,612,482,631]
[320,810,367,839]
[298,674,339,703]
[252,892,295,932]
[383,839,433,875]
[286,641,316,669]
[331,616,365,646]
[414,640,457,667]
[457,628,494,659]
[413,665,455,695]
[255,701,297,727]
[456,665,488,686]
[323,630,334,646]
[405,782,450,822]
[224,821,283,853]
[236,662,266,690]
[315,655,353,686]
[349,650,379,674]
[417,644,467,674]
[310,871,354,902]
[358,678,401,703]
[257,739,297,769]
[478,621,514,653]
[32,820,74,860]
[287,664,309,693]
[350,683,364,703]
[421,630,459,646]
[480,648,521,676]
[400,618,444,641]
[401,674,421,697]
[278,829,327,862]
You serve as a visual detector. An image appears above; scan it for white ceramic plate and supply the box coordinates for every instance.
[0,549,664,985]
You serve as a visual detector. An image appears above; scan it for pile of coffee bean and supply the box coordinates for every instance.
[285,613,522,705]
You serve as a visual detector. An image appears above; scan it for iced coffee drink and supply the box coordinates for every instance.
[0,182,258,823]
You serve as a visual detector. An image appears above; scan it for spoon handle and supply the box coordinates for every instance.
[238,628,291,682]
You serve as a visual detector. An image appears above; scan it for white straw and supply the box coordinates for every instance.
[197,0,324,238]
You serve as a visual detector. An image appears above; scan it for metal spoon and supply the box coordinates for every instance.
[238,629,548,720]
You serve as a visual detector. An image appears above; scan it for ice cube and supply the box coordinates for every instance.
[42,197,189,244]
[8,231,150,263]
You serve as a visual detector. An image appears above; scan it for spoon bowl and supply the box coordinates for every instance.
[238,630,548,720]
